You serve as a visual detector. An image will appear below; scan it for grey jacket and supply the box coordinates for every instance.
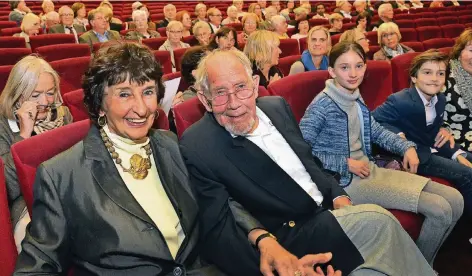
[48,24,86,34]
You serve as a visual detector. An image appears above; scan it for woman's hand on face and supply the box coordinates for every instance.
[16,101,38,139]
[347,158,370,178]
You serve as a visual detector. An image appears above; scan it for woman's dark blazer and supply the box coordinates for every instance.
[14,125,223,276]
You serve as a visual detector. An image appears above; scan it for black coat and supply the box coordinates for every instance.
[180,96,363,276]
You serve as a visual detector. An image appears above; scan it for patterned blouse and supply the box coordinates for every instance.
[444,72,472,151]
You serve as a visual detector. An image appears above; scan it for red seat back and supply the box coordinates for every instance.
[0,27,21,36]
[459,15,472,24]
[62,89,88,122]
[162,71,189,93]
[0,65,13,93]
[268,70,330,122]
[331,33,341,45]
[278,55,301,77]
[12,120,92,213]
[359,60,392,110]
[142,37,168,50]
[173,47,187,72]
[395,19,415,29]
[225,23,243,31]
[366,31,378,46]
[157,27,167,37]
[173,96,207,138]
[437,16,460,26]
[50,56,91,96]
[29,34,76,52]
[0,36,25,48]
[416,26,443,41]
[0,159,17,276]
[438,47,452,55]
[279,38,300,58]
[391,52,421,93]
[440,24,465,39]
[0,21,17,30]
[402,41,425,52]
[35,43,91,62]
[0,48,31,66]
[153,50,172,74]
[299,37,308,53]
[182,35,199,46]
[399,28,418,42]
[414,18,437,28]
[422,38,455,50]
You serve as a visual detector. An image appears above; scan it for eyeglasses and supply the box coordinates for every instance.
[61,13,74,17]
[206,85,255,106]
[168,30,183,34]
[381,32,397,39]
[211,14,223,17]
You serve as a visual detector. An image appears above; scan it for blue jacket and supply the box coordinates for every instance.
[300,92,416,187]
[372,87,460,164]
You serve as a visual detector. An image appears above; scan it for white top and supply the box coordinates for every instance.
[291,33,307,40]
[230,107,324,205]
[104,124,185,258]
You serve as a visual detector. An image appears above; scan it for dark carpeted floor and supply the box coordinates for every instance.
[434,216,472,275]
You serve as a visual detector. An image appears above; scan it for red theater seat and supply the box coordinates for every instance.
[0,48,31,66]
[279,39,300,58]
[278,55,301,77]
[414,18,437,28]
[366,31,378,46]
[359,60,393,110]
[417,26,443,41]
[0,65,13,93]
[173,96,206,138]
[29,34,76,52]
[224,23,243,31]
[396,20,415,29]
[438,47,452,55]
[0,27,21,36]
[459,15,472,24]
[441,24,465,39]
[391,52,421,93]
[62,89,88,122]
[50,56,91,96]
[153,50,172,74]
[437,16,460,26]
[0,21,17,30]
[142,37,168,50]
[182,35,199,46]
[331,33,341,45]
[0,159,17,276]
[388,210,424,240]
[173,47,187,72]
[35,43,91,62]
[399,28,418,42]
[0,36,26,48]
[298,37,307,53]
[402,41,424,52]
[422,38,455,50]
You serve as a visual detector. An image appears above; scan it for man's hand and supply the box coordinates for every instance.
[434,128,455,149]
[333,197,352,210]
[398,132,406,140]
[299,253,342,276]
[259,238,302,276]
[347,158,370,178]
[403,147,419,174]
[457,155,472,168]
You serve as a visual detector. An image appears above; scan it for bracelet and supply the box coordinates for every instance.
[255,232,277,250]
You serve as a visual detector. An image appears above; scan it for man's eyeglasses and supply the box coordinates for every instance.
[206,85,255,106]
[211,14,223,17]
[61,13,74,17]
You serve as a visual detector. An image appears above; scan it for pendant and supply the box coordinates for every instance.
[128,154,152,180]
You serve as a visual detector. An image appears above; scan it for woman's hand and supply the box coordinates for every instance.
[16,101,38,139]
[269,73,282,85]
[347,158,370,178]
[172,91,184,107]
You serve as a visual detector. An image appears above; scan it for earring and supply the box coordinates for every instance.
[154,110,160,120]
[98,114,107,127]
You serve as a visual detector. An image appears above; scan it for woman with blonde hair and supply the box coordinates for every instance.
[248,3,263,21]
[289,26,331,75]
[71,2,89,27]
[339,28,370,54]
[373,22,414,62]
[328,13,344,36]
[0,56,72,252]
[237,13,259,44]
[244,30,283,88]
[192,3,207,24]
[159,21,190,72]
[13,13,40,49]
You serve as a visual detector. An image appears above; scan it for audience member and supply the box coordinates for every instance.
[339,29,370,54]
[271,15,289,39]
[39,0,55,26]
[373,22,414,61]
[444,30,472,152]
[259,5,277,30]
[222,6,241,25]
[300,42,463,266]
[193,3,207,24]
[377,3,395,28]
[281,0,295,14]
[179,48,438,276]
[291,18,309,40]
[127,5,156,32]
[79,9,121,50]
[312,3,329,19]
[290,6,308,26]
[410,0,424,9]
[99,1,122,25]
[208,27,239,51]
[290,26,330,75]
[258,0,268,14]
[248,3,264,21]
[13,42,224,276]
[9,0,31,27]
[207,8,223,33]
[193,21,211,46]
[375,0,398,9]
[14,13,40,49]
[271,0,282,13]
[353,0,373,16]
[234,0,247,17]
[49,6,86,43]
[98,6,122,32]
[337,1,353,19]
[0,56,72,252]
[355,11,373,33]
[156,4,176,29]
[373,49,472,217]
[328,13,343,36]
[125,10,160,41]
[429,0,445,8]
[71,2,89,28]
[159,21,190,72]
[396,0,410,10]
[237,13,259,44]
[244,30,283,88]
[44,11,60,32]
[175,11,192,37]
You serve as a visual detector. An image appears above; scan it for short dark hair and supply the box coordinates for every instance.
[450,29,472,60]
[82,42,165,125]
[10,1,19,10]
[208,27,239,50]
[294,19,309,35]
[409,49,450,87]
[356,11,371,28]
[329,41,366,68]
[71,2,85,18]
[181,46,207,85]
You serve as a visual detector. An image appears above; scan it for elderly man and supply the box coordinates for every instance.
[43,11,60,33]
[288,7,308,26]
[156,4,176,29]
[9,0,31,27]
[352,0,373,16]
[207,8,222,34]
[79,8,121,50]
[271,15,288,39]
[377,3,395,28]
[179,49,437,276]
[49,6,86,43]
[336,1,352,19]
[258,5,277,31]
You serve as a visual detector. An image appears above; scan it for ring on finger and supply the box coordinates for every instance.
[294,270,303,276]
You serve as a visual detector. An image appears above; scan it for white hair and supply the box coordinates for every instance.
[378,3,393,17]
[227,5,238,14]
[164,4,176,11]
[132,9,147,21]
[131,1,142,10]
[46,11,59,21]
[271,14,286,28]
[195,3,206,13]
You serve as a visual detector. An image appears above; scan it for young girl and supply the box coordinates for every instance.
[299,42,463,265]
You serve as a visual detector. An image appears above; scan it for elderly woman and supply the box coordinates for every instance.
[175,11,192,37]
[222,6,241,25]
[192,3,207,24]
[71,2,89,27]
[207,7,223,33]
[14,42,224,276]
[289,26,330,75]
[0,56,72,252]
[336,0,353,19]
[127,5,156,32]
[328,13,343,36]
[193,21,211,46]
[244,30,283,88]
[339,28,370,54]
[13,13,41,49]
[237,13,259,44]
[271,15,288,39]
[356,11,373,33]
[208,27,239,51]
[281,0,295,14]
[233,0,246,17]
[125,10,160,41]
[39,0,54,25]
[291,19,309,40]
[159,21,190,72]
[373,22,414,62]
[9,0,31,27]
[444,30,472,152]
[99,1,123,25]
[248,3,263,21]
[410,0,424,9]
